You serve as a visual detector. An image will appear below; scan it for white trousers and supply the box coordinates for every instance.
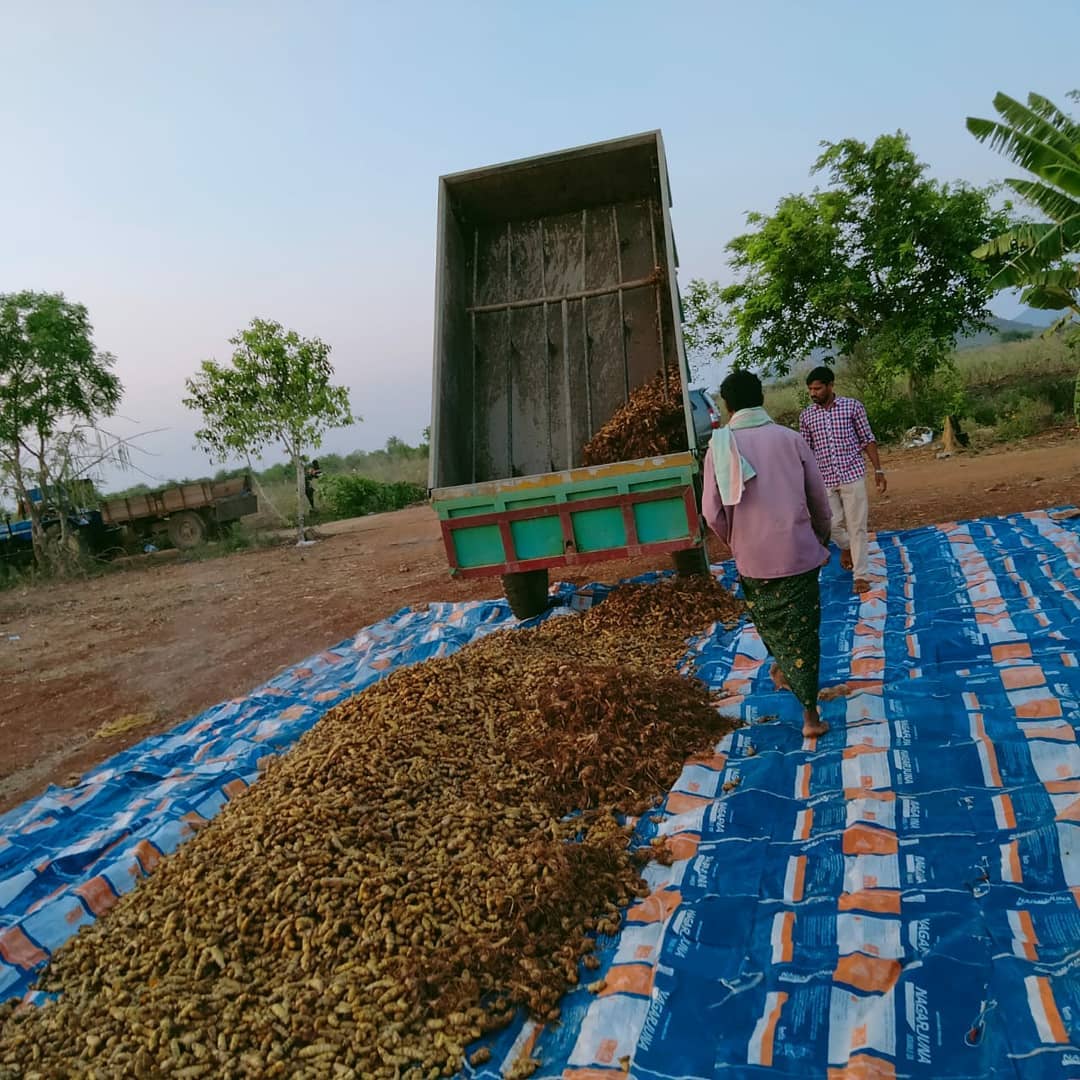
[827,479,870,578]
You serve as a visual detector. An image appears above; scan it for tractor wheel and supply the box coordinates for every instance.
[671,546,710,577]
[501,569,550,620]
[168,511,208,550]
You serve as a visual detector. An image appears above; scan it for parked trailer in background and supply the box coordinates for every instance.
[0,476,258,570]
[100,476,258,549]
[429,131,706,618]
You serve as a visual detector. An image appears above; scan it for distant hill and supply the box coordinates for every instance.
[955,316,1042,350]
[1014,307,1066,328]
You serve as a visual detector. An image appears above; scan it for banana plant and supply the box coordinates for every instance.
[967,92,1080,325]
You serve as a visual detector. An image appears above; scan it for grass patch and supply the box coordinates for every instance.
[757,335,1078,443]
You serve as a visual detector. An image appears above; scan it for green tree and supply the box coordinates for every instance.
[966,91,1080,424]
[183,319,356,542]
[0,291,122,568]
[693,134,1011,398]
[681,278,728,381]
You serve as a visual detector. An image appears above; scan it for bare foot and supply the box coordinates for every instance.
[853,577,870,594]
[802,714,830,738]
[818,684,849,702]
[840,549,853,571]
[770,663,791,692]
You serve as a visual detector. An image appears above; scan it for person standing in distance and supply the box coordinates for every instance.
[800,366,887,594]
[701,369,833,739]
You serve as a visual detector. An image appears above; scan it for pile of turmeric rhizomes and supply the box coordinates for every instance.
[582,367,689,466]
[0,577,743,1080]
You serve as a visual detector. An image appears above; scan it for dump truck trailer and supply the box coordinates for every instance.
[0,476,258,569]
[428,131,706,618]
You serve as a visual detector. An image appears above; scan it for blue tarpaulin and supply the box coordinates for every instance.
[2,509,1080,1078]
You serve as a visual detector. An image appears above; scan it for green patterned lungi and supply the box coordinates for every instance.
[741,568,822,709]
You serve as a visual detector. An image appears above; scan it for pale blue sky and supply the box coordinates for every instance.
[2,1,1077,486]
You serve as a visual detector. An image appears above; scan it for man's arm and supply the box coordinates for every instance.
[852,402,887,493]
[700,449,731,545]
[801,442,832,545]
[799,409,814,449]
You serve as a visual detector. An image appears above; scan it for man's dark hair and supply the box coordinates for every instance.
[806,365,835,386]
[719,369,764,413]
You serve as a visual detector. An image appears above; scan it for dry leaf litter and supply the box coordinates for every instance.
[0,577,743,1080]
[582,368,689,466]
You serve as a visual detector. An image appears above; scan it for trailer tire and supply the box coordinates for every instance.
[671,546,710,578]
[168,511,208,550]
[501,569,550,620]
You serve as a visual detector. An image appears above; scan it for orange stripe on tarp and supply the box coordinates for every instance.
[997,794,1017,830]
[1001,666,1046,690]
[842,825,899,856]
[627,889,682,925]
[790,857,807,902]
[1036,976,1069,1043]
[133,839,163,876]
[1055,798,1080,823]
[844,788,896,803]
[758,991,788,1066]
[1023,724,1075,742]
[599,964,654,998]
[1018,910,1039,961]
[827,1053,898,1080]
[732,653,763,672]
[1016,698,1064,720]
[1046,780,1080,794]
[223,778,248,800]
[797,766,812,800]
[842,745,887,760]
[1006,840,1023,883]
[509,1022,544,1067]
[0,927,48,969]
[73,875,119,917]
[993,642,1033,662]
[666,833,701,862]
[838,890,902,915]
[834,954,902,995]
[850,658,885,679]
[778,911,795,962]
[685,752,728,771]
[279,705,306,721]
[665,791,712,815]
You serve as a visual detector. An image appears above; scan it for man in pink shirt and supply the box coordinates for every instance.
[702,370,832,738]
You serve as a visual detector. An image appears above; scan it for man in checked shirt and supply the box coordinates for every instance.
[800,365,887,594]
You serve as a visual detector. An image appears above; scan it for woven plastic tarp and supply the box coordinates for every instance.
[2,509,1080,1078]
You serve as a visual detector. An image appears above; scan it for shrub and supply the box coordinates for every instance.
[996,397,1055,441]
[320,475,427,518]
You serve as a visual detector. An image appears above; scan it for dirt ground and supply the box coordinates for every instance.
[2,432,1078,814]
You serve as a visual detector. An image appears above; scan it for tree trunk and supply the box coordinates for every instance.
[9,453,47,569]
[293,451,306,544]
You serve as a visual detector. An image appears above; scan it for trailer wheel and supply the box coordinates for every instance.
[671,546,710,577]
[501,569,550,620]
[168,511,207,550]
